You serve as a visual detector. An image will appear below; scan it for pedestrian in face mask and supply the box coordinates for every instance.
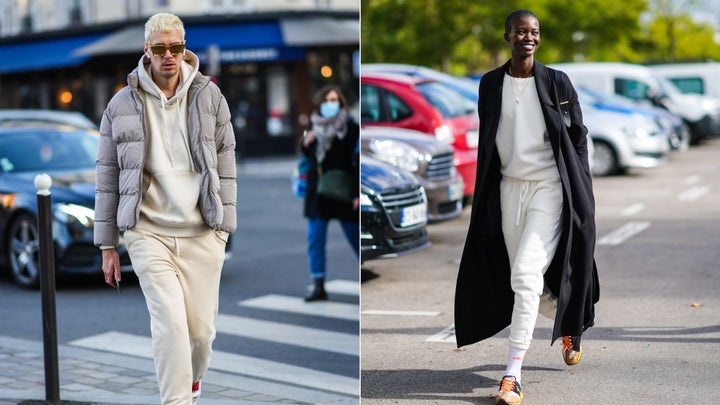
[300,85,359,301]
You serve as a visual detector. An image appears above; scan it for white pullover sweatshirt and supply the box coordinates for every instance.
[495,73,560,181]
[136,54,210,237]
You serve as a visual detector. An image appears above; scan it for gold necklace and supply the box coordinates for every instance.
[508,66,533,103]
[509,75,531,103]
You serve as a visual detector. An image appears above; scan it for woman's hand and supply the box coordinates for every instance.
[303,130,316,147]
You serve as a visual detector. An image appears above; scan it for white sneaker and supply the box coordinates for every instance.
[191,380,201,404]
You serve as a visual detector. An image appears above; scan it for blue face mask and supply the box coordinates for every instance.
[320,101,341,118]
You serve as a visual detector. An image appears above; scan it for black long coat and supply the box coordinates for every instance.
[454,60,600,347]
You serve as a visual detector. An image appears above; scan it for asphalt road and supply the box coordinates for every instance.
[0,158,360,401]
[360,138,720,404]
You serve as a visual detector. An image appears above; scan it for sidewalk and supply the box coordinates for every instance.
[0,335,352,405]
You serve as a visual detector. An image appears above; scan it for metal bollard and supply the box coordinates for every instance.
[34,173,60,403]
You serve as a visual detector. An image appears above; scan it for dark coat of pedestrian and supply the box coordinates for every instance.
[455,58,600,347]
[454,9,599,404]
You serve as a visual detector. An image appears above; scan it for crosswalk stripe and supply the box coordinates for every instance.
[215,313,358,356]
[238,294,359,321]
[69,331,358,396]
[324,279,359,296]
[362,310,440,316]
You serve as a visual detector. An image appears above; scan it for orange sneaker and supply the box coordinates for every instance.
[496,375,524,405]
[562,336,582,365]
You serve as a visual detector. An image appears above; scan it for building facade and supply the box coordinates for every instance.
[0,0,359,156]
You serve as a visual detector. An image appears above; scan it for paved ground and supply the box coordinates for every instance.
[0,156,358,405]
[360,138,720,404]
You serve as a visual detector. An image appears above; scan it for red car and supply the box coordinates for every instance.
[360,71,478,198]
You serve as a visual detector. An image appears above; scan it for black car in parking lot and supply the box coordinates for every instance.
[361,156,430,261]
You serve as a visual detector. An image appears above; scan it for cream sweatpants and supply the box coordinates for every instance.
[500,177,563,351]
[125,228,226,405]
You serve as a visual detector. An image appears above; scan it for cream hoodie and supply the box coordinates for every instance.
[136,54,209,237]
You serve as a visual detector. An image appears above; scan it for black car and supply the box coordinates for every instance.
[361,156,430,261]
[0,125,132,288]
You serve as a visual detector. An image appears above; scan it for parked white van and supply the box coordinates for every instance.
[649,62,720,99]
[552,62,720,144]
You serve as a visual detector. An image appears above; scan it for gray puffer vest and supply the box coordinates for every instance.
[94,59,237,247]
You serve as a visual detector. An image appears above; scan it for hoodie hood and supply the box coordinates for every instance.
[137,50,200,106]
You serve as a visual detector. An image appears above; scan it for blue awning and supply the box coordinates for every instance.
[186,22,284,48]
[0,33,106,74]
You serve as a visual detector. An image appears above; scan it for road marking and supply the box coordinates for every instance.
[361,310,441,316]
[215,314,358,356]
[323,279,359,296]
[678,185,709,202]
[597,221,650,246]
[621,203,645,217]
[426,325,456,343]
[684,175,701,185]
[238,294,358,321]
[69,331,358,396]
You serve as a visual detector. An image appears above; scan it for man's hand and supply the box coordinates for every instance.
[101,248,121,288]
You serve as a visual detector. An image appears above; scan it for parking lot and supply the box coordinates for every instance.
[360,138,720,404]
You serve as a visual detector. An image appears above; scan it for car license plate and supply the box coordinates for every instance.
[447,182,464,201]
[400,203,427,227]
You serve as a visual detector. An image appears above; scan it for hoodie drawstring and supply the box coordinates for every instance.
[515,181,530,226]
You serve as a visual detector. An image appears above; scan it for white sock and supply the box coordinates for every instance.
[504,347,526,383]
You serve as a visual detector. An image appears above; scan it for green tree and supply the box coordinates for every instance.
[361,0,719,74]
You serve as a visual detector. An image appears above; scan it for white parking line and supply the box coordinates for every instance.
[426,325,456,343]
[597,221,651,246]
[678,185,709,202]
[684,175,701,185]
[621,203,645,217]
[361,310,441,316]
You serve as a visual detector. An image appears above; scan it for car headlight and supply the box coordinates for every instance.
[54,203,95,227]
[623,126,651,139]
[369,139,421,173]
[360,193,379,212]
[434,124,454,144]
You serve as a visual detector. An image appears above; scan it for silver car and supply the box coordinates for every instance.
[361,126,464,221]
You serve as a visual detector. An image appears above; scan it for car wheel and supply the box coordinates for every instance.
[591,140,618,176]
[7,213,41,288]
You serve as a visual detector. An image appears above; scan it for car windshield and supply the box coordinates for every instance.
[656,76,682,97]
[0,129,99,172]
[415,82,471,118]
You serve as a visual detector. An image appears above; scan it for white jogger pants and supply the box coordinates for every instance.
[125,228,226,405]
[500,177,563,351]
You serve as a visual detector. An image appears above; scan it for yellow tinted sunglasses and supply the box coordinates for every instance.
[149,43,185,56]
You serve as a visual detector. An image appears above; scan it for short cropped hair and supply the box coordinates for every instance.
[504,9,538,34]
[144,13,185,42]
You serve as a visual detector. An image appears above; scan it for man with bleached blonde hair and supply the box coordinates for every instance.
[95,12,236,404]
